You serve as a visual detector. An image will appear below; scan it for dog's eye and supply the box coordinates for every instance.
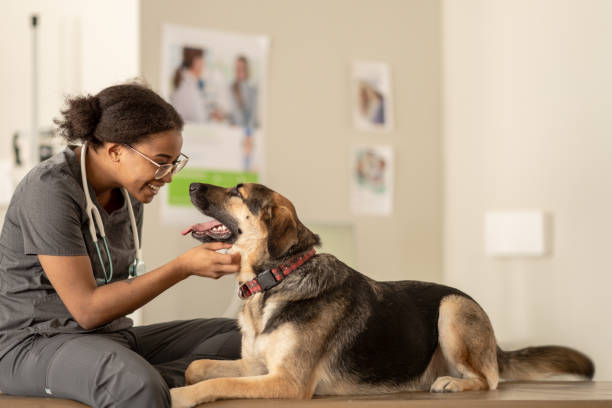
[229,187,243,199]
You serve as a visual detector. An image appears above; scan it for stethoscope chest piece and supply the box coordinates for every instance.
[129,258,146,277]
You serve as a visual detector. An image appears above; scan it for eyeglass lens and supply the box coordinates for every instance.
[154,158,187,179]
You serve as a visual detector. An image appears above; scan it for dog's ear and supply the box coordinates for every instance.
[296,221,321,251]
[265,205,298,259]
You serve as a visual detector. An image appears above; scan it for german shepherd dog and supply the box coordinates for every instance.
[170,183,594,407]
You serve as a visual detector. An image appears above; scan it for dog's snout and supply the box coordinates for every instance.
[190,183,207,193]
[189,183,210,211]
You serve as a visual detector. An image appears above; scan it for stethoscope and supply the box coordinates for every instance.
[80,142,146,284]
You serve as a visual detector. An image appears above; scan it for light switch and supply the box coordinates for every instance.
[484,210,547,257]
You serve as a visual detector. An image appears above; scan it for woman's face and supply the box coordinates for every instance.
[119,129,183,204]
[235,59,248,81]
[190,56,204,78]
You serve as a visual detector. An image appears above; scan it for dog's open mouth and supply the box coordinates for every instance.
[181,219,232,241]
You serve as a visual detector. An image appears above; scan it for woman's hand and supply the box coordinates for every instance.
[176,242,241,279]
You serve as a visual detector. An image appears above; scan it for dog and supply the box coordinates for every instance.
[170,182,594,407]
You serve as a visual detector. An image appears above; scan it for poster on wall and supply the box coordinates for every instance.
[351,61,394,132]
[350,145,394,215]
[160,24,269,224]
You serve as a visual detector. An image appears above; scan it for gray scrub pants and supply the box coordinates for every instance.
[0,318,241,408]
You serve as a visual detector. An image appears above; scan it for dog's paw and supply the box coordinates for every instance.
[430,376,464,393]
[171,384,216,407]
[170,386,195,408]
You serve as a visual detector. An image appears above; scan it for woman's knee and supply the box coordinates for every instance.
[94,351,171,407]
[42,336,170,408]
[189,326,242,361]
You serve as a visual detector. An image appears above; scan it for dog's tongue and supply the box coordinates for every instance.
[181,220,222,235]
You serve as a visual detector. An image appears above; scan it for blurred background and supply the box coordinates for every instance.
[1,0,611,380]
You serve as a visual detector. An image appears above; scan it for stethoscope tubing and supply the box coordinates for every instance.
[80,142,143,283]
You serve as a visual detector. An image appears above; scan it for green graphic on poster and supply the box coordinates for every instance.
[168,168,259,206]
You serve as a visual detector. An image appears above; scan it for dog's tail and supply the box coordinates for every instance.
[497,345,594,381]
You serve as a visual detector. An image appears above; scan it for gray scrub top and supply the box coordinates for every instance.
[0,146,142,360]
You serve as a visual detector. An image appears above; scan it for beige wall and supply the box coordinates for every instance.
[139,0,443,322]
[444,0,612,379]
[0,0,139,162]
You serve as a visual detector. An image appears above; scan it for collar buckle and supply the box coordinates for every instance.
[256,269,278,291]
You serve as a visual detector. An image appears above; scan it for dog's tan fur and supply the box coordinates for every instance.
[430,295,498,392]
[170,183,594,407]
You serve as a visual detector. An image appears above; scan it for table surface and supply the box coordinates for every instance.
[1,381,611,407]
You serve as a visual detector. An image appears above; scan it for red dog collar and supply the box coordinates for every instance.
[238,248,316,299]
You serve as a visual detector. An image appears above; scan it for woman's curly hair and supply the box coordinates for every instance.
[55,81,184,148]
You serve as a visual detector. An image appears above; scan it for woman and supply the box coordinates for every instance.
[171,47,224,123]
[228,55,259,172]
[228,55,258,130]
[171,47,208,123]
[0,83,241,407]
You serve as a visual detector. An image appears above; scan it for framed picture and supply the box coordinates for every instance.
[350,145,394,215]
[160,24,269,224]
[352,61,394,132]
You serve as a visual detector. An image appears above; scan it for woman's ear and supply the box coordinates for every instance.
[106,143,124,162]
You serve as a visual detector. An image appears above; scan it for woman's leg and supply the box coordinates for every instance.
[128,318,241,387]
[0,333,170,408]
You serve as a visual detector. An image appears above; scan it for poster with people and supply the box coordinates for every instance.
[352,61,394,132]
[351,145,394,215]
[160,24,269,224]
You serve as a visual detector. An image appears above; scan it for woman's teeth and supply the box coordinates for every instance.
[147,183,160,193]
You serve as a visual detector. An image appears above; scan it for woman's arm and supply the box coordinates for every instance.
[38,242,240,330]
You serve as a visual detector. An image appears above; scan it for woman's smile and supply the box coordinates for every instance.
[146,182,161,194]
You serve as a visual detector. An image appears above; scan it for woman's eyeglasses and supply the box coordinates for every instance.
[124,144,189,180]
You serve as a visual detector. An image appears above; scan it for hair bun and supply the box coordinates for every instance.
[87,96,102,125]
[54,94,103,145]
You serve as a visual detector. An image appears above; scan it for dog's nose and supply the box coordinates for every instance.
[189,183,207,193]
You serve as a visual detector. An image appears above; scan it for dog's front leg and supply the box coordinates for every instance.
[185,358,246,384]
[185,357,267,384]
[171,374,312,408]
